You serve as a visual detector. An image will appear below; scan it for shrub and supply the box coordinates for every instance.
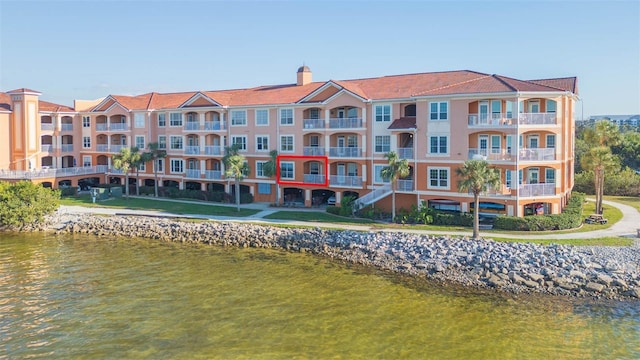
[59,187,77,197]
[326,206,341,215]
[240,192,254,204]
[0,181,60,227]
[494,192,585,231]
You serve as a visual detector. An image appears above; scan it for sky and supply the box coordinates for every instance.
[0,0,638,118]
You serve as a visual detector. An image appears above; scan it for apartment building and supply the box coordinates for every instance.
[0,67,578,217]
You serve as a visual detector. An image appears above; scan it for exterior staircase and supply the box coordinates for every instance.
[353,184,392,210]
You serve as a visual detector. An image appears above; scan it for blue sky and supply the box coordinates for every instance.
[1,0,638,118]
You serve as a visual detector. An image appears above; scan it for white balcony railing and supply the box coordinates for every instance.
[519,183,556,197]
[397,179,413,191]
[518,113,557,125]
[110,145,126,153]
[397,147,414,159]
[110,123,128,131]
[60,144,74,152]
[96,123,108,131]
[303,119,325,129]
[61,124,73,131]
[185,169,201,179]
[96,165,108,173]
[204,146,222,155]
[205,170,222,180]
[0,166,108,180]
[468,113,514,126]
[518,148,556,161]
[184,122,200,131]
[329,175,363,187]
[303,147,325,156]
[468,149,515,161]
[41,123,54,131]
[185,146,201,155]
[329,147,362,157]
[329,118,362,128]
[40,144,54,152]
[303,174,326,184]
[96,144,109,152]
[204,121,226,131]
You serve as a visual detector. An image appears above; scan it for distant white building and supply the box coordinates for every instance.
[588,115,639,127]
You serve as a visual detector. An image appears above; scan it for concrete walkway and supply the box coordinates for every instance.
[58,197,640,240]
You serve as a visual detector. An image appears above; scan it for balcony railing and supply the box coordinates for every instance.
[96,165,108,173]
[329,147,362,157]
[110,168,124,174]
[329,175,363,187]
[204,121,226,131]
[205,170,222,180]
[482,185,512,197]
[110,145,126,153]
[0,166,109,180]
[204,145,222,155]
[303,147,325,156]
[303,174,326,184]
[61,124,73,131]
[303,119,325,129]
[185,146,201,155]
[468,149,515,161]
[41,123,54,131]
[397,147,414,159]
[96,144,109,152]
[518,148,556,161]
[329,118,362,128]
[96,123,108,131]
[185,169,201,179]
[40,144,54,152]
[519,183,556,197]
[60,144,74,152]
[184,122,200,131]
[110,123,128,131]
[518,113,557,125]
[397,179,413,191]
[468,113,514,126]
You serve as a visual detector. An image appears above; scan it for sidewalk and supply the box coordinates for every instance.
[58,198,640,240]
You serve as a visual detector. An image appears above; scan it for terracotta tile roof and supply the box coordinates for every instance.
[0,92,11,111]
[528,77,578,94]
[39,100,75,112]
[7,88,41,95]
[223,83,325,106]
[388,117,417,130]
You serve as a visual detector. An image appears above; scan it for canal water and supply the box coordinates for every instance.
[1,232,639,359]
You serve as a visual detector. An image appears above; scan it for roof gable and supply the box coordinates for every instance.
[93,97,118,112]
[180,92,222,108]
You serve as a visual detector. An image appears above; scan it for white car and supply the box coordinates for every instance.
[327,196,336,205]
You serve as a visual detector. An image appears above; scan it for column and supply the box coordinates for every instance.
[362,107,366,126]
[305,189,311,207]
[200,160,206,175]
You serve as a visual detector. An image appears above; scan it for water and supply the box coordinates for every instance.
[1,232,639,359]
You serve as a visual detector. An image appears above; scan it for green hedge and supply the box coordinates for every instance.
[392,203,473,226]
[0,181,60,227]
[493,192,585,231]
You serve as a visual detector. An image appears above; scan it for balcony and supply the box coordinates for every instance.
[184,122,200,131]
[110,123,128,131]
[205,170,222,180]
[96,165,108,173]
[185,169,201,179]
[397,179,413,191]
[61,124,73,131]
[303,174,326,184]
[303,147,325,156]
[468,113,514,127]
[329,118,362,129]
[329,147,362,158]
[110,145,126,153]
[96,144,109,152]
[185,146,201,155]
[468,149,514,161]
[329,175,363,187]
[96,123,108,132]
[41,123,54,131]
[0,166,109,180]
[397,148,414,160]
[204,121,226,131]
[483,185,512,197]
[61,144,74,152]
[518,113,557,125]
[518,148,556,161]
[204,145,222,156]
[519,183,555,197]
[110,168,125,174]
[40,144,54,152]
[303,119,325,130]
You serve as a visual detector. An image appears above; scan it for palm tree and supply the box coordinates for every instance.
[222,144,249,212]
[112,146,140,199]
[581,121,621,214]
[146,142,166,197]
[380,151,410,222]
[456,159,500,240]
[133,151,153,196]
[261,150,280,204]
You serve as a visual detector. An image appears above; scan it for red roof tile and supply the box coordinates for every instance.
[0,93,11,111]
[388,117,417,130]
[39,100,75,112]
[7,88,41,95]
[528,77,578,94]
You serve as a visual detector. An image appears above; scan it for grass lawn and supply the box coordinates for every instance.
[604,195,640,212]
[489,236,634,246]
[60,195,260,217]
[263,211,375,224]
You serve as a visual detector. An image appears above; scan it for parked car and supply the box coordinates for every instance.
[327,196,336,206]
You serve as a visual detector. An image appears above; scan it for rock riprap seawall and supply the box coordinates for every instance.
[56,214,640,300]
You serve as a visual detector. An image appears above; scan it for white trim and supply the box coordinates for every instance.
[280,161,295,179]
[169,135,184,150]
[170,158,184,174]
[255,135,269,152]
[231,135,247,151]
[280,134,294,153]
[255,160,268,178]
[230,110,247,126]
[135,135,146,149]
[427,166,450,190]
[279,108,294,126]
[179,92,222,108]
[255,108,269,126]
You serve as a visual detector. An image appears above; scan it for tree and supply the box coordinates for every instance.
[0,181,60,227]
[222,144,249,212]
[380,151,410,222]
[146,142,167,197]
[133,151,153,196]
[261,150,280,204]
[581,121,622,214]
[456,159,500,240]
[112,146,139,199]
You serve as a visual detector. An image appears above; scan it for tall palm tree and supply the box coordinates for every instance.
[456,159,500,240]
[380,151,410,221]
[112,146,140,199]
[261,150,280,204]
[133,151,153,196]
[146,142,166,197]
[222,144,249,212]
[581,121,621,214]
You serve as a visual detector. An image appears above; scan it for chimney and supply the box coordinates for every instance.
[296,65,312,86]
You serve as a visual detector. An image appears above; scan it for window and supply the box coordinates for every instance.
[170,159,183,173]
[309,108,320,119]
[135,136,145,149]
[256,136,269,151]
[374,164,390,183]
[256,109,269,126]
[309,135,319,147]
[429,101,448,120]
[83,136,91,149]
[256,161,267,177]
[134,113,145,128]
[375,105,391,122]
[428,167,449,189]
[280,108,293,125]
[429,136,448,154]
[280,135,294,152]
[280,162,294,179]
[82,156,91,167]
[506,170,512,188]
[546,100,557,113]
[506,101,514,118]
[258,183,271,194]
[546,168,556,184]
[231,136,247,150]
[138,163,146,172]
[170,136,183,150]
[155,159,164,172]
[491,100,501,119]
[231,110,246,126]
[546,134,556,148]
[375,135,390,153]
[158,113,166,127]
[347,135,358,147]
[158,136,167,149]
[82,116,91,128]
[170,113,182,126]
[491,135,501,154]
